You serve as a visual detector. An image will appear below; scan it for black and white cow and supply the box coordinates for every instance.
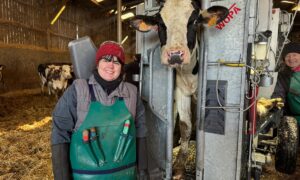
[0,64,5,87]
[38,63,73,98]
[131,1,228,179]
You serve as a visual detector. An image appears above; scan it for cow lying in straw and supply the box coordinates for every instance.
[131,1,228,179]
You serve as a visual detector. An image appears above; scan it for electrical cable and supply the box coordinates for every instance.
[214,62,261,113]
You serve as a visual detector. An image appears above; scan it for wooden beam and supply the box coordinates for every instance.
[90,0,143,18]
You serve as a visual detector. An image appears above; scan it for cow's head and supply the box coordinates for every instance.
[131,1,228,67]
[61,65,73,80]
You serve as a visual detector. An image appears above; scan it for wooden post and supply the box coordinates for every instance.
[117,0,122,43]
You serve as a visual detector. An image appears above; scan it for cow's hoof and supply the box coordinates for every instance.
[173,169,185,180]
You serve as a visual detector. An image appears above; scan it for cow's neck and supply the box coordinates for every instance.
[175,41,198,96]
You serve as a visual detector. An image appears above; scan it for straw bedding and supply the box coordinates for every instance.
[0,90,299,179]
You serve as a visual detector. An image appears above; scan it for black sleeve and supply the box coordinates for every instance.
[51,84,77,145]
[51,143,72,180]
[51,84,77,179]
[271,70,290,103]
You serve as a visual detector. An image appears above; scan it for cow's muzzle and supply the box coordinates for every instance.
[168,51,184,65]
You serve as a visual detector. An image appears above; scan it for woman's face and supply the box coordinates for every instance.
[284,53,300,68]
[97,56,122,81]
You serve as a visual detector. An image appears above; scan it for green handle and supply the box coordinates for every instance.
[120,135,133,161]
[113,134,127,162]
[90,127,106,166]
[122,120,130,135]
[82,130,98,166]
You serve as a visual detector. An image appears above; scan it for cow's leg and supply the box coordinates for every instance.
[173,88,192,180]
[47,83,52,96]
[41,82,45,95]
[39,74,46,95]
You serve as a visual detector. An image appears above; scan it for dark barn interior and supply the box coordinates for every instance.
[0,0,143,179]
[0,0,142,93]
[1,0,300,179]
[0,0,299,93]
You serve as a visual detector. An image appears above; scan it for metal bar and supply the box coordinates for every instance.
[233,0,252,178]
[165,67,174,180]
[196,1,209,179]
[207,62,245,66]
[205,106,241,109]
[138,53,143,97]
[148,45,168,122]
[196,38,205,180]
[245,0,259,179]
[147,43,173,179]
[138,31,145,97]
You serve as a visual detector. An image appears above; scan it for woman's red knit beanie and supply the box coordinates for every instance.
[96,41,125,64]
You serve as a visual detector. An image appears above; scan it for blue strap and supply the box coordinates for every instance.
[87,82,96,102]
[72,162,136,175]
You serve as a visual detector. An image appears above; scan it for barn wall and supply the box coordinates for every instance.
[0,46,69,92]
[290,27,300,43]
[0,0,91,93]
[0,0,138,93]
[89,14,137,63]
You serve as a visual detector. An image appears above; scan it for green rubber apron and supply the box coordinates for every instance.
[70,84,136,180]
[287,71,300,124]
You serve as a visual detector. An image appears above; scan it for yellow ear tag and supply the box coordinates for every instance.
[208,15,218,27]
[139,21,149,31]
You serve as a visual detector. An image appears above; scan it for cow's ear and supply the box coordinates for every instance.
[198,6,229,27]
[130,15,158,32]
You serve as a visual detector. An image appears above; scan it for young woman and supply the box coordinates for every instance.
[51,41,147,179]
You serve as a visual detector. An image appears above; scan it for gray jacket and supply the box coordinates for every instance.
[51,75,147,145]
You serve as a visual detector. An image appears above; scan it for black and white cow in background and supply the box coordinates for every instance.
[38,63,73,98]
[0,64,5,87]
[131,1,228,179]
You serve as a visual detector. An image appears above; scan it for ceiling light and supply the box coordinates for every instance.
[109,9,115,14]
[130,5,137,9]
[281,0,296,4]
[121,12,134,20]
[292,4,300,11]
[121,35,128,44]
[51,5,66,25]
[90,0,103,5]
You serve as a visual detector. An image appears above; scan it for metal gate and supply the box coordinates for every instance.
[136,0,254,179]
